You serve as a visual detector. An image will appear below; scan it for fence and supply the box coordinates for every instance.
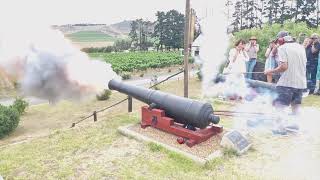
[71,70,185,128]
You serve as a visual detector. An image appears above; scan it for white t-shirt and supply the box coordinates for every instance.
[277,42,307,89]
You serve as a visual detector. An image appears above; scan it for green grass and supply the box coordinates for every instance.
[1,79,320,179]
[66,31,118,42]
[303,95,320,108]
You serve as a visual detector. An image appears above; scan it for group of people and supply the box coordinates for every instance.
[227,31,320,115]
[226,36,259,80]
[227,32,320,96]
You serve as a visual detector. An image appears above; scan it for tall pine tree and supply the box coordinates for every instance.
[232,0,243,31]
[295,0,317,27]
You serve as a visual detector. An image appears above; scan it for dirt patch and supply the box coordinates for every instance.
[130,123,225,159]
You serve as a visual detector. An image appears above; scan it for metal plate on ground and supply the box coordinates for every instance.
[221,130,251,154]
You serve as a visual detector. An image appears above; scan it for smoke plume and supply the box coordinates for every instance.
[0,26,120,102]
[194,1,230,97]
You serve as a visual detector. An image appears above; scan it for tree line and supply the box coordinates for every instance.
[129,9,200,51]
[228,0,320,32]
[81,9,192,54]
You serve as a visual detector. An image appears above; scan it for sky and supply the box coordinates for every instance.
[0,0,216,26]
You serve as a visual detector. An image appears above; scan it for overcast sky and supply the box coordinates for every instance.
[0,0,216,25]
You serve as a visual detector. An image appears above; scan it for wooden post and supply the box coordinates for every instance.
[183,0,191,98]
[128,96,133,113]
[93,111,97,122]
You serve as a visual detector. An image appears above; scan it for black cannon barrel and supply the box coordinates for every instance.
[215,74,276,91]
[108,79,219,129]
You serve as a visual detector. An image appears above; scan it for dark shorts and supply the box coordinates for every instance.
[274,86,303,106]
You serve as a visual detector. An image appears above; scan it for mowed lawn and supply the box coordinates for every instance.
[65,31,118,42]
[0,79,320,179]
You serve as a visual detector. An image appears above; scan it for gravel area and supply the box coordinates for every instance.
[130,124,226,159]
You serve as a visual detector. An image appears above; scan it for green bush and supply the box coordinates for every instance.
[121,72,132,80]
[232,22,319,62]
[196,70,202,81]
[11,98,29,116]
[0,105,20,138]
[96,89,112,101]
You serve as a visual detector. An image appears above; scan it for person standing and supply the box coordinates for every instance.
[306,33,320,94]
[245,36,259,79]
[315,52,320,95]
[264,34,307,115]
[226,39,248,74]
[224,39,249,100]
[264,40,279,83]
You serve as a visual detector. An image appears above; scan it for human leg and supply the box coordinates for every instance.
[306,62,313,93]
[267,74,273,83]
[247,58,257,79]
[273,86,299,134]
[310,62,318,94]
[290,88,303,115]
[245,61,250,79]
[315,61,320,95]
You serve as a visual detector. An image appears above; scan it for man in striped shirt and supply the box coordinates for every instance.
[264,33,307,115]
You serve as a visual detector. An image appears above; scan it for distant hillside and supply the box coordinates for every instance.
[65,31,118,42]
[108,20,132,35]
[54,21,133,48]
[56,20,132,38]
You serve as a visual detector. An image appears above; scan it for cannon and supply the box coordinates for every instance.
[215,74,276,91]
[108,79,223,147]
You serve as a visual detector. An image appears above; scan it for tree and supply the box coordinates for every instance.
[239,0,262,28]
[153,11,166,51]
[154,10,185,50]
[129,19,154,51]
[277,0,291,25]
[129,21,138,49]
[263,0,281,25]
[232,0,243,31]
[295,0,317,27]
[113,39,132,52]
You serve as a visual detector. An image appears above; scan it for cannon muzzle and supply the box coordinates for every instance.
[108,79,220,129]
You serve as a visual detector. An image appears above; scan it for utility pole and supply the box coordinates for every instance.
[183,0,191,98]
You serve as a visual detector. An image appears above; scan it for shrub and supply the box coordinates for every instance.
[96,89,112,101]
[121,72,132,80]
[0,105,20,138]
[11,98,29,116]
[196,70,202,81]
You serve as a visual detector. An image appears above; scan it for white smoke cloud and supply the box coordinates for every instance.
[0,25,120,102]
[193,1,231,97]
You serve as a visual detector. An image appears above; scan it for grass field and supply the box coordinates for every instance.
[66,31,118,43]
[1,79,320,179]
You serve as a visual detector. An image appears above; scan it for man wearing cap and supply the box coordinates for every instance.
[306,33,320,94]
[245,36,259,79]
[265,32,307,115]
